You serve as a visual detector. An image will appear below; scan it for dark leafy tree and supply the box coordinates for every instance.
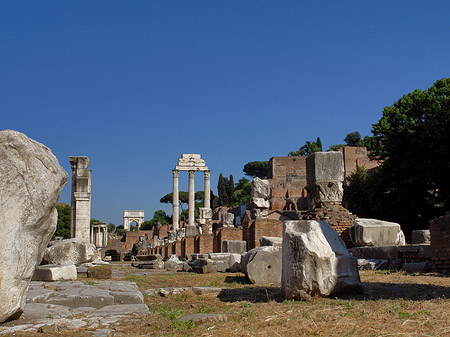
[328,144,345,151]
[218,174,229,206]
[107,223,116,233]
[140,210,171,230]
[316,137,323,151]
[366,78,450,231]
[233,177,252,204]
[243,161,269,179]
[344,131,365,147]
[54,204,71,239]
[289,139,322,156]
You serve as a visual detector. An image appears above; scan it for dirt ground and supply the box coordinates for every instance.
[6,263,450,337]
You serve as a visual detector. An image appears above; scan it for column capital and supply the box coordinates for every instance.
[172,169,179,178]
[204,170,210,178]
[188,170,195,178]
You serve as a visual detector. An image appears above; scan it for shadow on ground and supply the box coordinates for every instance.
[218,277,450,303]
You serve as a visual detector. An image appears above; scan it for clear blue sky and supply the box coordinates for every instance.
[2,1,450,226]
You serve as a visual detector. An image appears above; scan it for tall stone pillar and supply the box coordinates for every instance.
[204,170,211,209]
[69,156,92,243]
[172,170,179,230]
[188,170,195,227]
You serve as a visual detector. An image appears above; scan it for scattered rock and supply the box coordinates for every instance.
[222,240,247,253]
[350,219,406,247]
[32,264,77,281]
[282,220,363,300]
[0,130,68,323]
[259,236,283,248]
[411,230,431,244]
[243,246,282,285]
[402,262,432,273]
[43,238,98,266]
[87,265,112,279]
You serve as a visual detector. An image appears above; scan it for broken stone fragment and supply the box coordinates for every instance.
[350,218,406,247]
[0,130,68,323]
[42,238,99,266]
[282,220,363,300]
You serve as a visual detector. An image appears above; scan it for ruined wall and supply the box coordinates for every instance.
[302,204,354,247]
[123,230,153,250]
[340,147,379,178]
[243,219,284,250]
[268,156,308,211]
[213,227,242,253]
[195,234,214,254]
[430,213,450,273]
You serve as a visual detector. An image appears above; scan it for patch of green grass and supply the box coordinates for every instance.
[386,303,398,314]
[46,314,53,319]
[174,293,189,302]
[239,302,255,319]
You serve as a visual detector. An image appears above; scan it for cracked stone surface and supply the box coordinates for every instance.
[0,280,148,335]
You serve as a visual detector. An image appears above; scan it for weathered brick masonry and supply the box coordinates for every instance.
[430,213,450,273]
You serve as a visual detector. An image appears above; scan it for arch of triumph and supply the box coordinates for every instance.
[172,154,212,231]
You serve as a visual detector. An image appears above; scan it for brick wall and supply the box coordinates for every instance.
[213,227,242,252]
[181,237,195,258]
[123,230,153,250]
[195,234,214,254]
[243,219,283,250]
[430,213,450,273]
[302,204,355,247]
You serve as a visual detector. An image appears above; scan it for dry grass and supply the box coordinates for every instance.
[7,265,450,337]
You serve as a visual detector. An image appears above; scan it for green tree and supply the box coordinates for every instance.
[243,161,269,179]
[367,78,450,231]
[233,177,252,204]
[54,204,71,239]
[343,166,372,217]
[289,139,322,156]
[316,137,323,152]
[218,174,228,206]
[344,131,365,147]
[328,144,345,151]
[107,223,116,233]
[140,210,171,230]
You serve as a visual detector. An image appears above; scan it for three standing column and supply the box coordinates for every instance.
[172,170,179,230]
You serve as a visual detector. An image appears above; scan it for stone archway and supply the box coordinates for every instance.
[123,210,145,231]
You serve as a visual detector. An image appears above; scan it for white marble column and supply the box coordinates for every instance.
[188,170,195,227]
[172,170,179,230]
[204,170,210,209]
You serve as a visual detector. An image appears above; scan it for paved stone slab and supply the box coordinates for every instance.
[85,304,149,317]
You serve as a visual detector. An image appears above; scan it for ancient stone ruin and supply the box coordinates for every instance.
[69,156,92,243]
[123,210,145,231]
[0,130,68,323]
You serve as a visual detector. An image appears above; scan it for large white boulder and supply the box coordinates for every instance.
[282,220,363,300]
[350,218,406,247]
[43,238,98,266]
[0,130,68,323]
[242,246,282,285]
